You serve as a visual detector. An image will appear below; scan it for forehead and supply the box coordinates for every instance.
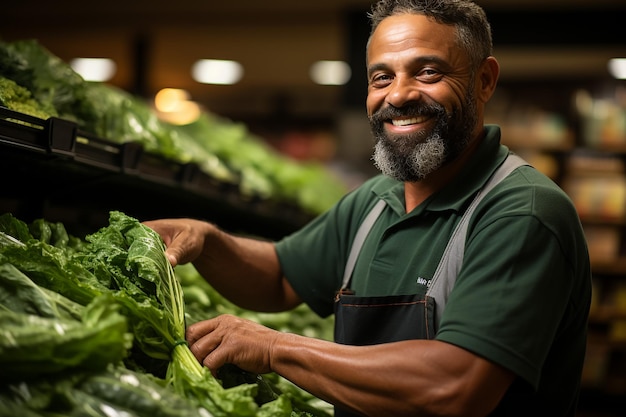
[368,13,459,62]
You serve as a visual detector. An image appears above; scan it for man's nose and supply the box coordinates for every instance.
[386,77,422,108]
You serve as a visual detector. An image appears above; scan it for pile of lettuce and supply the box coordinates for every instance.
[0,211,333,417]
[0,39,347,215]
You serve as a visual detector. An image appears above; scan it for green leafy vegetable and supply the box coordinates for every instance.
[0,39,347,214]
[0,76,55,119]
[0,262,83,320]
[81,211,262,416]
[76,364,210,417]
[0,290,131,381]
[0,211,332,416]
[0,234,107,306]
[0,38,96,126]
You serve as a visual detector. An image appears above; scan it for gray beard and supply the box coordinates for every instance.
[370,87,477,182]
[372,132,447,182]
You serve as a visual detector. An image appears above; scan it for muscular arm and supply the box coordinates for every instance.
[188,315,515,417]
[283,338,514,417]
[143,218,301,312]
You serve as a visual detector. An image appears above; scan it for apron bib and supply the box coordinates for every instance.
[334,293,436,345]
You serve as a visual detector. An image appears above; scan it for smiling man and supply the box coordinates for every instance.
[145,1,592,416]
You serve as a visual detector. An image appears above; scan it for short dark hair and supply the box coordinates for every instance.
[368,0,493,69]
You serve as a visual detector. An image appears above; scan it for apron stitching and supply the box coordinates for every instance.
[340,300,427,308]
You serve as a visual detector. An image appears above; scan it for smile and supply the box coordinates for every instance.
[391,116,428,126]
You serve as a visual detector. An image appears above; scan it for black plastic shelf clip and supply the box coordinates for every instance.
[46,117,76,157]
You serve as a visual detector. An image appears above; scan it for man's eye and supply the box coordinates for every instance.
[371,74,393,85]
[417,69,444,82]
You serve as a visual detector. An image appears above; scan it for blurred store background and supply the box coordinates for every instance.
[2,1,626,416]
[3,0,624,180]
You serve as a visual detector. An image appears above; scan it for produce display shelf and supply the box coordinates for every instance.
[0,106,313,239]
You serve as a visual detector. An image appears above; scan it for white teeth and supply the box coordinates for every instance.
[391,117,426,126]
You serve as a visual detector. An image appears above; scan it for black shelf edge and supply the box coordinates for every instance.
[0,106,314,238]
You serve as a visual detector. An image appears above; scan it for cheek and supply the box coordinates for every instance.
[447,80,471,103]
[425,87,464,115]
[366,90,384,116]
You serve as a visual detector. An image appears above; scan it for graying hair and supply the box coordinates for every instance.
[367,0,493,70]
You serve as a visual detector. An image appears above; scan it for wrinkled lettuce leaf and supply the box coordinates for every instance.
[0,293,131,381]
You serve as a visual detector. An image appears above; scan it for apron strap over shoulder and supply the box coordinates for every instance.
[340,198,386,291]
[426,153,528,328]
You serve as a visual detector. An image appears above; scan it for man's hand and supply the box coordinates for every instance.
[143,218,213,266]
[187,314,281,376]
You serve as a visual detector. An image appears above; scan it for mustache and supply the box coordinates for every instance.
[370,103,445,122]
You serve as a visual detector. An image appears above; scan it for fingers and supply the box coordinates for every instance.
[186,315,275,376]
[143,218,203,266]
[187,315,234,372]
[143,220,181,266]
[189,327,225,372]
[164,248,181,267]
[187,316,221,347]
[142,219,174,245]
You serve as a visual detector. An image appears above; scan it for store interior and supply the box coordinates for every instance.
[2,1,626,416]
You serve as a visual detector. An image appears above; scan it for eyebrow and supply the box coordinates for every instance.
[367,55,450,78]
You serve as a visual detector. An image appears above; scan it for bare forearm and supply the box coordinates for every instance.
[185,313,514,416]
[270,334,513,417]
[192,225,297,312]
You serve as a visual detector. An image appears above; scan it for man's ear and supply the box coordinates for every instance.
[476,56,500,103]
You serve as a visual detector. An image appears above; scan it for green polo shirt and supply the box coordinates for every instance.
[275,125,591,415]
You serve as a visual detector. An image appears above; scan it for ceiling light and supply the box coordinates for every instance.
[192,59,244,85]
[157,100,201,125]
[154,88,190,113]
[154,88,201,125]
[70,58,116,82]
[608,58,626,80]
[309,60,351,86]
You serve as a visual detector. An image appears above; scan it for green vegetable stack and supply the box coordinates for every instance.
[0,39,347,215]
[0,211,332,417]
